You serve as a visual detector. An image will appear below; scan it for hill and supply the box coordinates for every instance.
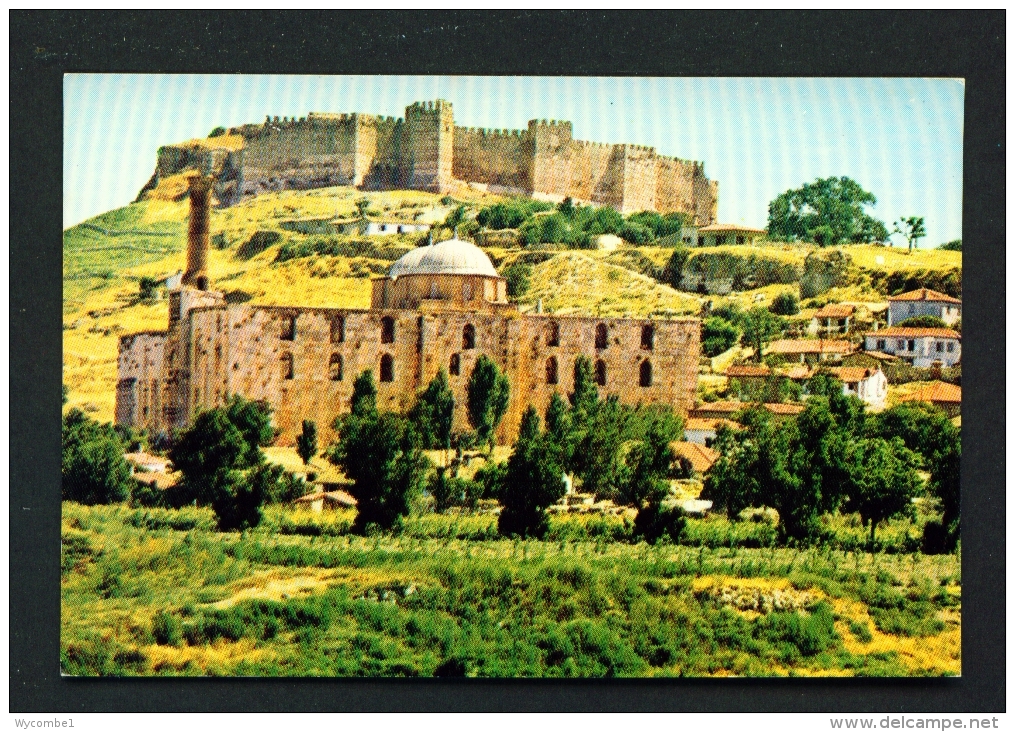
[62,186,962,420]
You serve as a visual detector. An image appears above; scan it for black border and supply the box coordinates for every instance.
[11,10,1004,712]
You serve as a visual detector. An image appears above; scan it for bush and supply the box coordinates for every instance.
[937,240,961,251]
[152,610,183,647]
[769,291,800,316]
[236,230,282,260]
[501,262,533,299]
[634,503,687,544]
[62,410,134,505]
[896,315,947,328]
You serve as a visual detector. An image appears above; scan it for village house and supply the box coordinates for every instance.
[689,401,804,421]
[808,304,856,336]
[683,417,740,447]
[863,327,960,368]
[671,441,720,476]
[724,364,772,382]
[825,366,888,410]
[765,338,856,364]
[280,216,432,237]
[696,223,766,247]
[887,288,961,326]
[899,381,962,417]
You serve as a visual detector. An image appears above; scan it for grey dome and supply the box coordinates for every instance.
[388,238,498,279]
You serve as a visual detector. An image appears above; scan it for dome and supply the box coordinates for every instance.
[388,238,499,279]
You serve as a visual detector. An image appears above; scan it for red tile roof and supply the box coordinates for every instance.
[867,327,960,339]
[767,339,856,355]
[698,223,767,234]
[887,288,961,304]
[813,304,856,318]
[671,441,720,473]
[684,417,740,432]
[725,364,772,378]
[900,381,962,405]
[691,401,804,417]
[827,366,881,383]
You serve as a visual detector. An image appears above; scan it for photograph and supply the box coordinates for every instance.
[61,74,963,678]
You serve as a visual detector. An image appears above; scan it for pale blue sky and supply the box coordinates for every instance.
[64,75,965,246]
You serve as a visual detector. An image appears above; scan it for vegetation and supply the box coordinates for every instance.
[937,240,961,251]
[767,177,888,245]
[409,369,456,452]
[498,409,567,538]
[896,315,948,329]
[466,356,510,451]
[60,501,961,677]
[500,261,533,299]
[701,317,741,358]
[62,409,134,505]
[296,420,318,466]
[890,216,927,253]
[769,291,800,316]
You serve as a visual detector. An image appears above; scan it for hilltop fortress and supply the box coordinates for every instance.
[143,99,719,224]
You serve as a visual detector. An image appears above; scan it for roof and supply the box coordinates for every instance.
[388,238,499,279]
[827,366,882,383]
[293,489,358,507]
[698,223,767,234]
[766,339,856,355]
[684,417,740,432]
[866,327,960,339]
[725,364,771,378]
[779,365,813,380]
[887,288,962,305]
[671,441,720,473]
[900,381,962,405]
[813,304,856,318]
[691,401,805,417]
[124,452,169,472]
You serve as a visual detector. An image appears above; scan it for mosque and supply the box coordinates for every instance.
[115,175,701,445]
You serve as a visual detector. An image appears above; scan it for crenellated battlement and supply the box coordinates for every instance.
[147,98,717,223]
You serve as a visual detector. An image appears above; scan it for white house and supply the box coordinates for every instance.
[864,327,960,368]
[808,304,856,336]
[826,367,888,410]
[887,288,962,326]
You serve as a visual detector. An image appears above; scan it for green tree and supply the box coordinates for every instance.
[769,291,800,316]
[409,368,456,452]
[701,317,741,357]
[891,216,927,253]
[569,356,599,416]
[622,409,684,543]
[544,391,575,466]
[138,276,159,303]
[296,419,318,466]
[571,396,631,500]
[208,126,226,137]
[223,396,275,467]
[355,197,370,219]
[938,239,961,251]
[767,176,888,244]
[842,437,921,545]
[661,247,690,288]
[350,370,378,417]
[168,409,249,505]
[501,262,533,299]
[330,410,430,533]
[518,405,542,443]
[211,465,272,531]
[897,315,947,329]
[740,307,784,362]
[466,355,510,450]
[498,432,567,538]
[61,410,133,505]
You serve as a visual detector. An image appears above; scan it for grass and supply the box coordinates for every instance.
[61,502,960,677]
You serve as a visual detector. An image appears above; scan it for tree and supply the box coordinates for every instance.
[769,291,800,316]
[498,432,567,539]
[168,409,248,505]
[211,465,273,531]
[842,437,920,545]
[208,126,226,137]
[296,420,318,466]
[937,239,961,251]
[62,384,68,405]
[354,197,370,219]
[701,317,741,357]
[350,370,378,418]
[622,409,684,543]
[740,307,784,362]
[443,205,469,238]
[544,392,575,466]
[330,410,430,533]
[466,355,510,450]
[138,276,159,303]
[569,356,598,416]
[571,396,631,500]
[409,369,455,451]
[501,262,533,299]
[223,396,274,467]
[897,315,947,329]
[891,216,927,253]
[61,410,133,505]
[518,405,542,443]
[767,176,888,245]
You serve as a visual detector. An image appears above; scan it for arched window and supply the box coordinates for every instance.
[380,353,394,383]
[381,316,395,344]
[463,324,476,350]
[595,323,608,349]
[331,316,345,343]
[329,353,343,381]
[463,281,473,301]
[280,314,296,341]
[546,356,558,385]
[449,353,460,376]
[547,321,560,347]
[639,359,652,387]
[641,324,655,350]
[595,359,607,386]
[429,281,439,299]
[280,352,294,380]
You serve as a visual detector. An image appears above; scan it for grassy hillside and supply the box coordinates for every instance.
[62,502,960,677]
[62,187,962,419]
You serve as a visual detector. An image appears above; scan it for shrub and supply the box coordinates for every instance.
[152,610,183,647]
[62,410,133,505]
[896,315,947,329]
[849,619,873,643]
[236,231,282,260]
[769,291,800,316]
[501,262,533,299]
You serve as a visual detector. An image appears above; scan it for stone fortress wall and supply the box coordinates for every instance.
[148,99,718,223]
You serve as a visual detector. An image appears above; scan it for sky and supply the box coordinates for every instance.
[64,75,965,246]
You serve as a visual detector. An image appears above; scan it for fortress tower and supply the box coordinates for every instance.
[403,100,454,193]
